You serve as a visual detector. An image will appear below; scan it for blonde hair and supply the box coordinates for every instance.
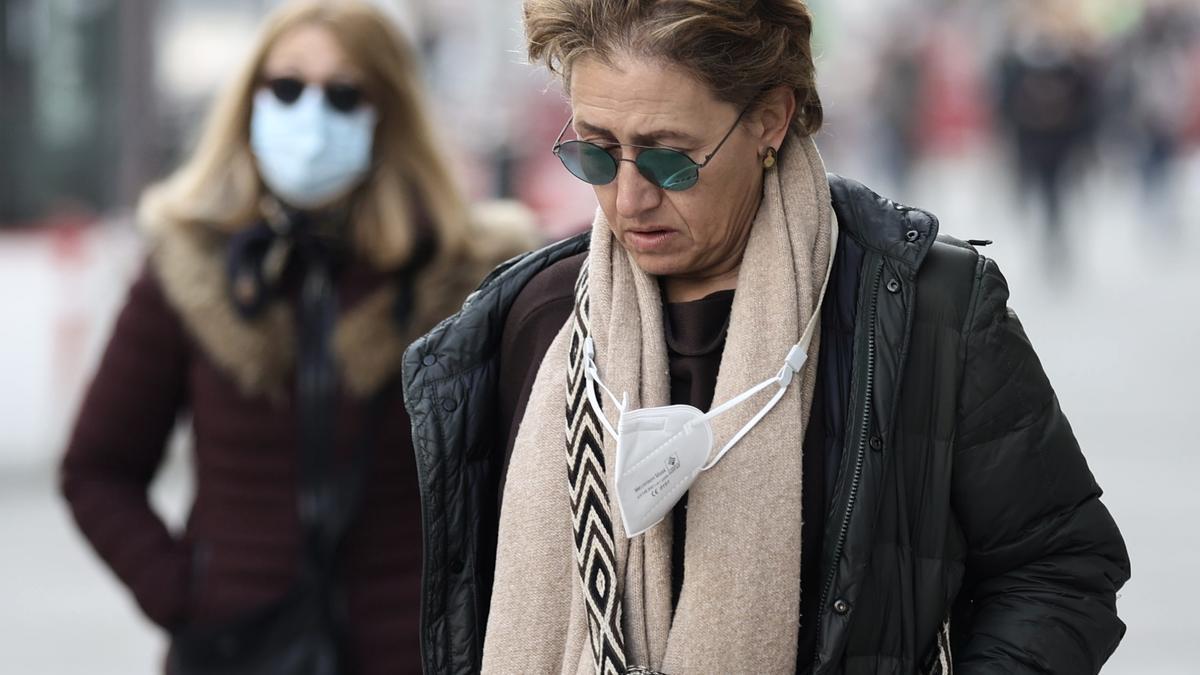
[140,0,468,268]
[524,0,823,136]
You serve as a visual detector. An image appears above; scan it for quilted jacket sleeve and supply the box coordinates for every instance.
[59,264,193,629]
[951,258,1130,674]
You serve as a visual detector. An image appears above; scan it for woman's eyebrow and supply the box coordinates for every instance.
[575,120,699,146]
[574,120,615,139]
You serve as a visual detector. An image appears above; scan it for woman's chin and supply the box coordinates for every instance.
[619,236,689,275]
[625,250,690,279]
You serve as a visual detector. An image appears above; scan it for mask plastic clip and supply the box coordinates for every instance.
[582,336,625,438]
[776,344,808,388]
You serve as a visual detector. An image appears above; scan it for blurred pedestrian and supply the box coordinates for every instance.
[1121,0,1200,230]
[872,11,924,193]
[59,2,531,674]
[403,1,1129,673]
[995,2,1101,254]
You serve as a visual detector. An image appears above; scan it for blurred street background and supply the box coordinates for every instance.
[2,0,1198,672]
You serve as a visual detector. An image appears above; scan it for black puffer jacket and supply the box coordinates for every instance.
[401,176,1130,675]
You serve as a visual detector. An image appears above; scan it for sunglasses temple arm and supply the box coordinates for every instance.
[699,105,752,167]
[552,116,574,151]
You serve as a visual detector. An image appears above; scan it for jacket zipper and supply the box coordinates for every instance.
[813,261,881,670]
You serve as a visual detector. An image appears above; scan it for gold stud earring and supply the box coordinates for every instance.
[762,147,777,169]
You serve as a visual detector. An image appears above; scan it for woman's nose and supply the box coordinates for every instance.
[614,159,662,220]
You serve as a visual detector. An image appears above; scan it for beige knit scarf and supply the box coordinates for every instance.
[484,133,833,674]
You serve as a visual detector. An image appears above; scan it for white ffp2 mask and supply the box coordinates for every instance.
[586,337,812,537]
[584,216,839,538]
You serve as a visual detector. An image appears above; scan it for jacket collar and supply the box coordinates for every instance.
[151,218,524,402]
[404,233,589,394]
[828,174,939,280]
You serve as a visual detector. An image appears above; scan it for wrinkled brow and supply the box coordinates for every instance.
[574,119,700,147]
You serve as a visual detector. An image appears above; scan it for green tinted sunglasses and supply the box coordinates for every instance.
[551,106,749,191]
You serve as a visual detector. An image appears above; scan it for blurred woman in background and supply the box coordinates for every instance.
[59,2,530,674]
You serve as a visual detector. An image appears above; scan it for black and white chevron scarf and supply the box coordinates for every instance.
[565,262,629,675]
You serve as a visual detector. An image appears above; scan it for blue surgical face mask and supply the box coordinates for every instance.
[250,86,377,210]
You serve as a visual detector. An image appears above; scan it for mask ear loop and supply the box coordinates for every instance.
[697,211,840,471]
[583,336,625,440]
[697,346,804,471]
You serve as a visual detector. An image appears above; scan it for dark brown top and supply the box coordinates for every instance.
[60,262,422,675]
[498,253,825,661]
[663,287,735,410]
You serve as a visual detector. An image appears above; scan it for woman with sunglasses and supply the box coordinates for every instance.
[404,1,1129,674]
[59,2,531,674]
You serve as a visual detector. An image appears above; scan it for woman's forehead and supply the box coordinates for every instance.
[262,23,363,81]
[568,54,731,141]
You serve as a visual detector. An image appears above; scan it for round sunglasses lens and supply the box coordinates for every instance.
[267,77,304,104]
[557,141,618,185]
[638,149,699,191]
[325,83,363,113]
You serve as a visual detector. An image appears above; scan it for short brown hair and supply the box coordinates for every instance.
[524,0,823,136]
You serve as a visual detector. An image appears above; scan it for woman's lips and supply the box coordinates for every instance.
[623,228,678,253]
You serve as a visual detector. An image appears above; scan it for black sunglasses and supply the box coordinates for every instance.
[262,76,366,113]
[551,106,749,191]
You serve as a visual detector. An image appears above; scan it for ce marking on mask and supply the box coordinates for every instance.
[639,454,683,500]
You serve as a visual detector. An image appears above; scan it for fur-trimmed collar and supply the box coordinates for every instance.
[149,204,535,401]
